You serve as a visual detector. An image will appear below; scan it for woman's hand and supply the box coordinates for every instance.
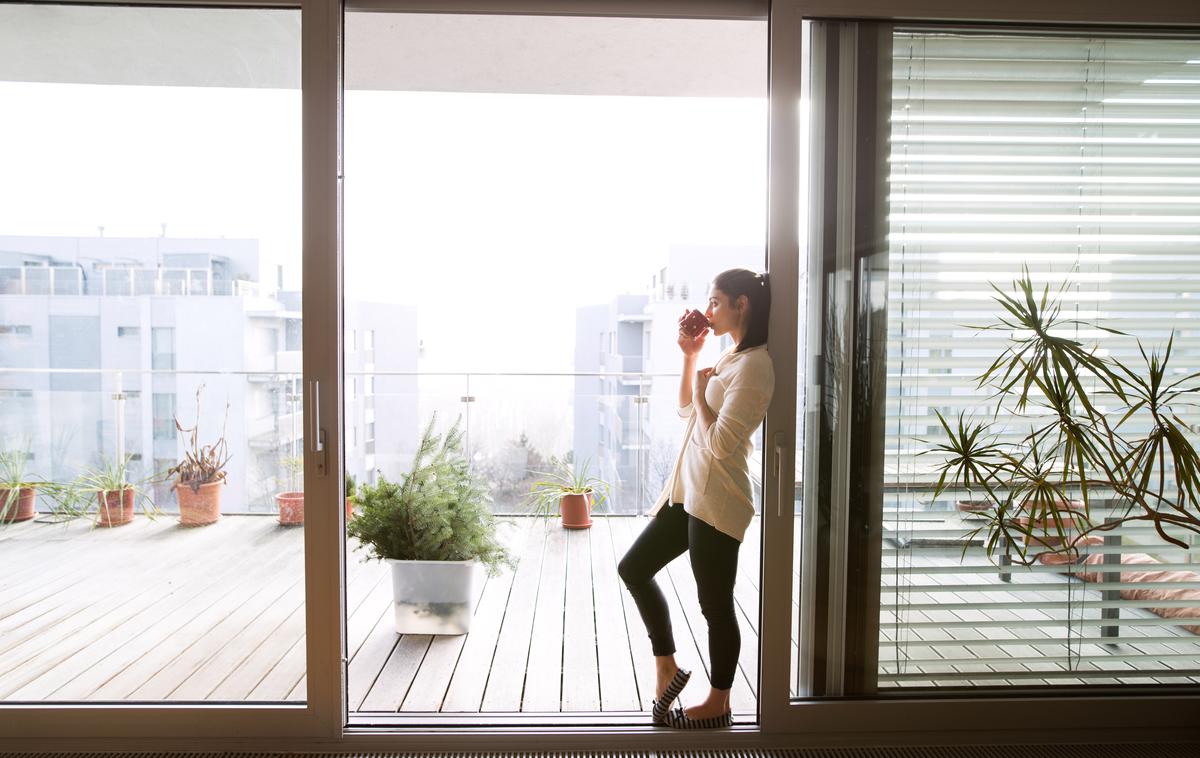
[677,309,708,356]
[694,367,715,404]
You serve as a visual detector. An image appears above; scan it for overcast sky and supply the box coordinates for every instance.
[0,81,767,374]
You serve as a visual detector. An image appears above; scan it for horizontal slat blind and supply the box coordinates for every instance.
[883,31,1200,688]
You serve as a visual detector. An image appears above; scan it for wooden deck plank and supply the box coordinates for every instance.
[249,549,390,703]
[520,521,568,712]
[480,520,549,712]
[608,516,655,713]
[0,517,249,697]
[346,603,400,711]
[439,520,532,712]
[359,635,432,712]
[200,551,374,701]
[0,517,211,634]
[10,522,298,700]
[146,533,367,701]
[346,562,393,663]
[95,533,305,700]
[560,527,600,711]
[591,517,640,712]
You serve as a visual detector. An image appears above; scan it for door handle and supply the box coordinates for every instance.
[308,380,323,452]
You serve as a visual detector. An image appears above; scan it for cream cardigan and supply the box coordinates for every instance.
[648,344,775,542]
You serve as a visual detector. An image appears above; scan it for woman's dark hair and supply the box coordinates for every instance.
[712,268,770,352]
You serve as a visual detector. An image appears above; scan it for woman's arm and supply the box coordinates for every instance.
[694,367,717,433]
[696,357,775,460]
[679,354,698,410]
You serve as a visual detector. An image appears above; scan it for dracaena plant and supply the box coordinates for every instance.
[926,267,1200,565]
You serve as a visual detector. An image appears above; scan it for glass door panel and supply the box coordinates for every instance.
[344,10,768,724]
[881,28,1200,690]
[0,2,305,704]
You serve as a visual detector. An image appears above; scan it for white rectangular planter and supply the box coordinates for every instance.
[386,558,481,635]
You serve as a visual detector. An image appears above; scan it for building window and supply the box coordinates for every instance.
[151,327,175,370]
[348,376,357,401]
[365,375,375,396]
[363,329,374,351]
[0,325,32,337]
[345,328,356,352]
[153,393,176,440]
[117,326,140,338]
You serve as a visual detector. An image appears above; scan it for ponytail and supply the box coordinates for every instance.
[712,268,770,352]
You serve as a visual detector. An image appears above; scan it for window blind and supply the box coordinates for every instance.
[883,31,1200,688]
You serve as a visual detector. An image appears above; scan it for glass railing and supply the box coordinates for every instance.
[0,367,756,519]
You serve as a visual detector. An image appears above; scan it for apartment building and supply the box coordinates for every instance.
[0,234,415,511]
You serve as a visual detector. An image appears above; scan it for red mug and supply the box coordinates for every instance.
[679,309,711,338]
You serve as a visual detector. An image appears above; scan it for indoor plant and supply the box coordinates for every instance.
[166,385,231,527]
[347,414,514,635]
[523,456,611,529]
[73,454,160,527]
[928,268,1200,564]
[0,447,37,524]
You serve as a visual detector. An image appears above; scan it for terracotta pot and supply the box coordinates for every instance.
[96,487,135,528]
[1016,501,1086,548]
[276,491,304,526]
[176,480,223,527]
[0,487,36,523]
[560,492,592,529]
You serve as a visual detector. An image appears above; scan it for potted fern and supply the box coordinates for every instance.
[166,385,231,527]
[524,457,611,529]
[928,268,1200,564]
[347,415,514,635]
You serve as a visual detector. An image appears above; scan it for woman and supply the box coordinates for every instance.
[617,267,774,729]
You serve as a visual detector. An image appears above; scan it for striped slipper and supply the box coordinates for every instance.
[664,705,733,729]
[650,667,692,724]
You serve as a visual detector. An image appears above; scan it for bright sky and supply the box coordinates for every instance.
[0,81,767,374]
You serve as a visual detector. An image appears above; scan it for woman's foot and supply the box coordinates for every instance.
[665,705,733,730]
[682,687,731,721]
[651,667,691,724]
[683,701,731,720]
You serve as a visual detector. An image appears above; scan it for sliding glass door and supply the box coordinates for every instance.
[341,7,770,725]
[771,3,1200,735]
[0,0,329,739]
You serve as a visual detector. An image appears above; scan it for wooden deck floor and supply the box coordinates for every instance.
[1,513,1196,714]
[0,514,769,713]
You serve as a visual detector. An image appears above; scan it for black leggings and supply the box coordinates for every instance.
[617,502,742,691]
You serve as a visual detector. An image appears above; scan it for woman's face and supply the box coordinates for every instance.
[705,286,746,337]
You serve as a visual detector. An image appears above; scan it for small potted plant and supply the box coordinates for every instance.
[345,472,356,522]
[166,385,230,527]
[524,457,611,529]
[73,454,160,528]
[276,454,304,526]
[0,447,37,524]
[347,414,514,635]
